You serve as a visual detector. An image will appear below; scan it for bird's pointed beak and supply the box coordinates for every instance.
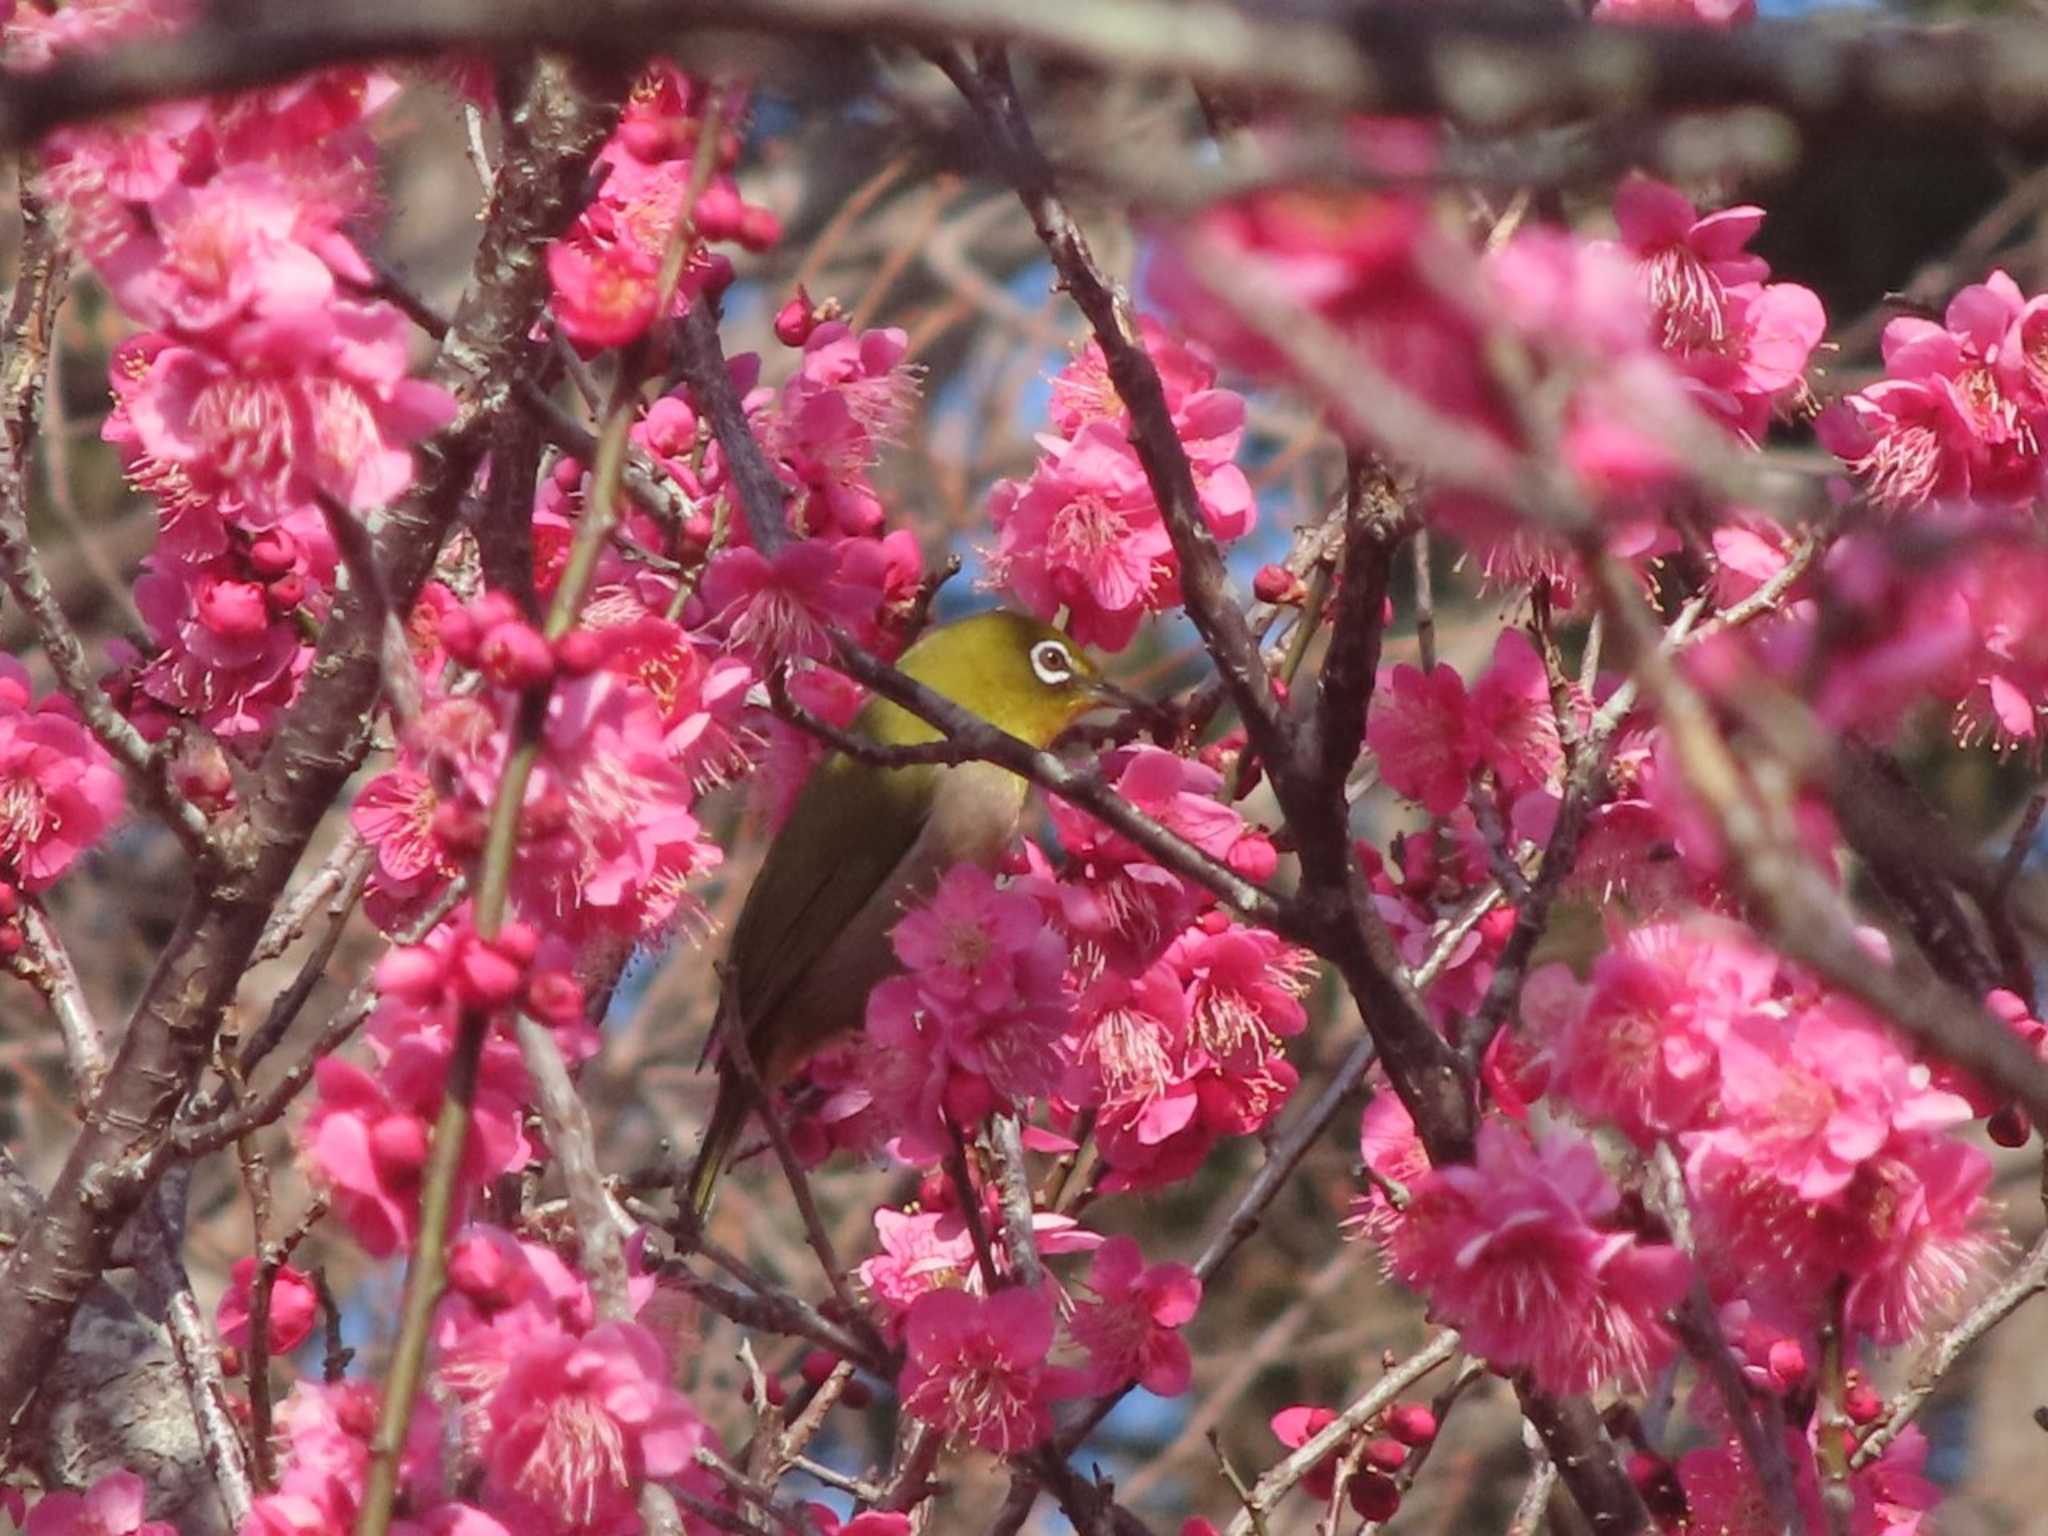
[1083,674,1150,713]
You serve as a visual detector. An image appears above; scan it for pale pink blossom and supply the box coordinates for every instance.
[1603,175,1824,439]
[1546,920,1778,1146]
[1688,998,1972,1201]
[987,423,1176,653]
[699,537,887,666]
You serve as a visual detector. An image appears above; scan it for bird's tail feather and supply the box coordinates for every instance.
[687,1074,749,1221]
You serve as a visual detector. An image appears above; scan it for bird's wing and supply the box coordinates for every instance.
[722,750,938,1055]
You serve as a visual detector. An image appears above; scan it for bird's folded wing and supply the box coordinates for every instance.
[719,751,937,1053]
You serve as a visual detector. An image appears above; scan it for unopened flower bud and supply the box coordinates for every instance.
[173,746,235,812]
[374,944,446,1000]
[1362,1438,1407,1474]
[693,183,743,243]
[438,607,482,666]
[800,1350,840,1388]
[265,572,306,612]
[707,257,743,303]
[196,576,271,641]
[478,621,555,691]
[738,204,782,253]
[1843,1379,1884,1425]
[218,1344,244,1379]
[470,592,524,633]
[554,629,606,677]
[1348,1473,1400,1522]
[1228,833,1279,883]
[369,1114,429,1182]
[526,970,586,1028]
[1253,564,1302,605]
[1385,1403,1437,1446]
[455,938,526,1010]
[680,513,717,557]
[247,528,300,578]
[1988,1102,2032,1147]
[1766,1337,1808,1391]
[0,924,23,961]
[0,882,20,920]
[775,286,818,348]
[448,1231,530,1311]
[333,1384,380,1439]
[493,922,540,968]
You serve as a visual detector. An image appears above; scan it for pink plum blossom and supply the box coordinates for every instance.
[1387,1121,1692,1394]
[0,658,124,889]
[897,1286,1071,1453]
[1067,1235,1202,1395]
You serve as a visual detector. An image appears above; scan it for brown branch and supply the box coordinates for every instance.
[17,904,112,1092]
[12,1,2048,164]
[675,301,789,555]
[1311,456,1405,786]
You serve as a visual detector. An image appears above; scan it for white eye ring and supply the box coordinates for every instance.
[1030,639,1074,686]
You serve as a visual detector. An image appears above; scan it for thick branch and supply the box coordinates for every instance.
[13,1,2048,157]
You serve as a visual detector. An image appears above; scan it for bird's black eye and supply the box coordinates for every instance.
[1029,639,1074,686]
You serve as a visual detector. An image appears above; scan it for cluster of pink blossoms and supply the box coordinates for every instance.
[238,1221,722,1536]
[547,66,778,352]
[10,0,455,752]
[1152,175,1822,600]
[352,593,736,944]
[1534,921,1998,1348]
[1340,914,1999,1530]
[988,323,1255,649]
[891,1237,1201,1453]
[1771,266,2048,749]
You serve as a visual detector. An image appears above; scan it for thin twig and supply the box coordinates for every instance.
[1222,1331,1462,1533]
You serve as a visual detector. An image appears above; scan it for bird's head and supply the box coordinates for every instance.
[889,610,1140,750]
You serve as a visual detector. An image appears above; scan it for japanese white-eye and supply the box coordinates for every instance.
[686,610,1132,1217]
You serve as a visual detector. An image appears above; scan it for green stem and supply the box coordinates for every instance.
[354,1007,490,1534]
[355,346,640,1536]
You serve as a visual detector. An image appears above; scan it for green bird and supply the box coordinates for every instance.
[686,610,1133,1218]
